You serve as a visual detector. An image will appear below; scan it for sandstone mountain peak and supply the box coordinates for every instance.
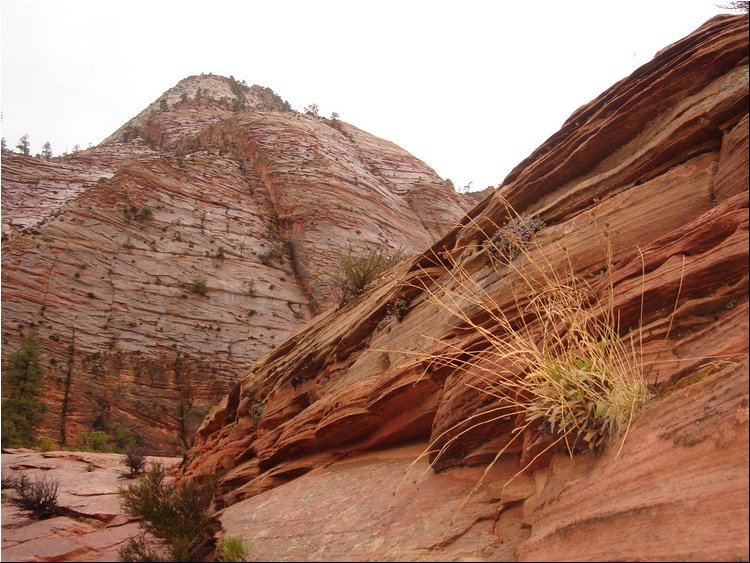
[104,73,291,145]
[2,68,475,453]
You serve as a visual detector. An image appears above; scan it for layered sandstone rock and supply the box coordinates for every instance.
[1,74,472,454]
[184,15,749,561]
[1,450,181,562]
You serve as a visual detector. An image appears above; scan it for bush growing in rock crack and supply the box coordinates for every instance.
[6,474,60,519]
[328,245,404,306]
[484,215,545,263]
[190,276,209,296]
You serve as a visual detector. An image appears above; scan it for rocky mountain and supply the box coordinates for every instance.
[1,73,474,454]
[181,15,749,561]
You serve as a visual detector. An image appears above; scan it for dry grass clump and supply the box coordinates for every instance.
[410,205,652,488]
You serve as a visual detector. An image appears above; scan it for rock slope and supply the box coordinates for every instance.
[1,74,473,454]
[1,449,181,562]
[184,15,749,561]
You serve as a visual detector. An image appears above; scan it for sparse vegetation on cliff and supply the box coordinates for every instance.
[123,203,155,222]
[41,141,53,160]
[328,245,404,305]
[259,240,287,265]
[122,124,142,142]
[190,275,209,295]
[718,1,749,13]
[484,215,545,263]
[227,75,248,112]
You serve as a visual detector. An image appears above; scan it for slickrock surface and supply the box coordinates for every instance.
[1,75,472,454]
[1,450,181,562]
[184,15,749,560]
[216,361,747,561]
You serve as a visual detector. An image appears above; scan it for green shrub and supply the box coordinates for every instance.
[1,333,48,448]
[124,204,155,222]
[259,241,287,265]
[71,429,117,452]
[190,276,208,296]
[118,464,216,562]
[218,535,250,562]
[69,426,134,453]
[122,124,142,142]
[38,436,58,452]
[328,246,404,305]
[112,426,136,451]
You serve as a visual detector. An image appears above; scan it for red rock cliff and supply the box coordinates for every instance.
[183,15,748,561]
[1,74,473,454]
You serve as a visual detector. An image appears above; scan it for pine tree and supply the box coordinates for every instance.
[41,141,53,160]
[16,134,30,156]
[1,333,48,447]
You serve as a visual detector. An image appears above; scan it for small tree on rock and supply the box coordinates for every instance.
[41,141,53,160]
[16,134,30,156]
[717,1,749,13]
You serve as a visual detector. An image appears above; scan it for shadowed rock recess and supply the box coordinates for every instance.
[1,75,475,454]
[179,15,748,561]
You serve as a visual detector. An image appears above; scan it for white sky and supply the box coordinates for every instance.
[1,0,728,191]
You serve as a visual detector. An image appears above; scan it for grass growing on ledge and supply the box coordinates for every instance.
[217,535,250,562]
[404,202,657,500]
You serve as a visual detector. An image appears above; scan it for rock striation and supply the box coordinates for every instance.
[183,15,748,561]
[1,74,473,454]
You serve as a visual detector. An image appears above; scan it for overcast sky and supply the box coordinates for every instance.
[1,0,729,191]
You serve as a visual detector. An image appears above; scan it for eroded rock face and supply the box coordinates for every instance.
[215,362,748,562]
[1,450,181,562]
[184,14,749,561]
[1,74,473,454]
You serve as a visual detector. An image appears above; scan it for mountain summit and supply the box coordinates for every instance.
[1,73,475,452]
